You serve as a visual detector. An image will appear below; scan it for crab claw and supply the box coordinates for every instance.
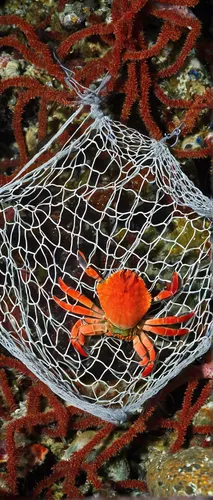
[133,332,156,377]
[71,319,88,357]
[154,272,180,301]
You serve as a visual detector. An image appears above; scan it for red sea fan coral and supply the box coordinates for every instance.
[57,0,212,156]
[0,350,212,497]
[0,354,69,495]
[0,15,75,185]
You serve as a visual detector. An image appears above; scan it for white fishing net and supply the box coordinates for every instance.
[0,75,212,423]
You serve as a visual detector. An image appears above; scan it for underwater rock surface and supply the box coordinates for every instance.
[146,446,213,496]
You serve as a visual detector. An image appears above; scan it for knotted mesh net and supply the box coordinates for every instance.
[0,76,212,423]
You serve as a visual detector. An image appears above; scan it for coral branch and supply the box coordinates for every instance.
[174,146,210,158]
[0,15,64,82]
[154,83,193,108]
[0,368,17,414]
[139,61,162,139]
[0,0,210,164]
[116,479,147,492]
[121,62,138,121]
[157,380,213,453]
[0,350,212,497]
[85,402,155,489]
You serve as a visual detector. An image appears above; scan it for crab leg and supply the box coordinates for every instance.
[71,318,106,356]
[53,294,103,318]
[80,321,107,335]
[154,272,180,301]
[143,324,191,336]
[145,311,194,325]
[78,250,102,281]
[133,333,156,377]
[57,277,103,316]
[143,310,194,337]
[71,319,88,357]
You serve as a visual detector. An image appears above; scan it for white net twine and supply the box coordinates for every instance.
[0,75,212,423]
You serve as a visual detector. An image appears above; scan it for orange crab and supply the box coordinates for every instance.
[53,251,194,377]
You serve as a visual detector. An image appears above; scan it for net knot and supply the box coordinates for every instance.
[160,124,183,147]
